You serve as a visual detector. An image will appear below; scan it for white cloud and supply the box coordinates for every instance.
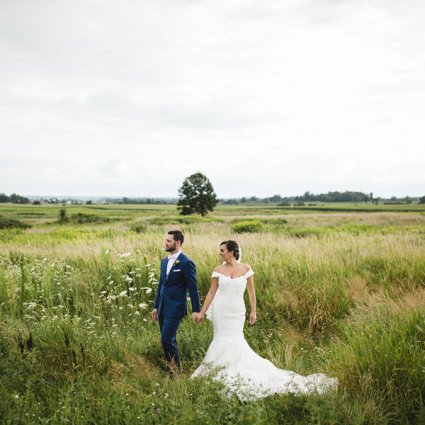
[1,0,424,197]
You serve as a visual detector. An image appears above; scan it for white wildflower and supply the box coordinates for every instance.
[119,290,127,297]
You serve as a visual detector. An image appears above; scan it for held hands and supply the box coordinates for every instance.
[152,308,158,321]
[153,309,204,324]
[192,312,205,325]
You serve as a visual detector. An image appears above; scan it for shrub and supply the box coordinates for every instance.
[0,217,31,229]
[130,222,147,233]
[70,213,111,224]
[232,220,264,233]
[150,216,222,225]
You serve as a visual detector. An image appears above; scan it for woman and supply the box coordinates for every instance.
[191,240,338,400]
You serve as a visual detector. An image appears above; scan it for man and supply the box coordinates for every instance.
[152,230,201,376]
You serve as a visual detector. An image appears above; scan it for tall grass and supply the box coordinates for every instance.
[1,206,425,423]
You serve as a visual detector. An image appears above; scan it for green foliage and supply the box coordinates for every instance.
[130,222,147,233]
[330,308,425,422]
[0,193,31,204]
[232,220,264,233]
[1,203,425,423]
[70,213,112,224]
[58,207,68,224]
[177,172,218,216]
[0,217,31,229]
[150,216,222,225]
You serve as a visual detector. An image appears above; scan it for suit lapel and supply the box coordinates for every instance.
[165,252,185,283]
[162,259,168,283]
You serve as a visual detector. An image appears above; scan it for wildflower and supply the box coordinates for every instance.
[139,303,148,309]
[119,290,127,297]
[119,252,131,258]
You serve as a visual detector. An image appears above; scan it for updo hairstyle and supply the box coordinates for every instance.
[220,240,240,261]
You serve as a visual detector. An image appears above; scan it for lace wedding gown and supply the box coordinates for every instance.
[191,269,338,400]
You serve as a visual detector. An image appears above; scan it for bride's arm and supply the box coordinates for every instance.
[246,275,257,325]
[199,277,219,319]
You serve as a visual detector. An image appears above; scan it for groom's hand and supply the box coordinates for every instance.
[192,312,202,324]
[152,308,158,321]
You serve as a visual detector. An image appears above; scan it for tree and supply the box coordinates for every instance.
[419,196,425,204]
[177,172,218,216]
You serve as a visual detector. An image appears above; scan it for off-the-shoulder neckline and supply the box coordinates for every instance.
[212,269,253,279]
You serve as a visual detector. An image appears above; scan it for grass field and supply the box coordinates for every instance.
[1,203,425,424]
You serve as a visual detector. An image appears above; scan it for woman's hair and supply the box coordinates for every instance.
[220,240,240,260]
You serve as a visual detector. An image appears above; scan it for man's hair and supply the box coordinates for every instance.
[168,230,184,244]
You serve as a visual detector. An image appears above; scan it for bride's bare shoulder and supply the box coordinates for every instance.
[241,263,251,272]
[214,265,225,273]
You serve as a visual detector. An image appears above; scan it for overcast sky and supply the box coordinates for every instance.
[1,0,424,198]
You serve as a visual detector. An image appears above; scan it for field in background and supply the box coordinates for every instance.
[1,203,425,424]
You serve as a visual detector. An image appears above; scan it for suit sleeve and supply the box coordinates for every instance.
[183,259,201,313]
[153,259,165,309]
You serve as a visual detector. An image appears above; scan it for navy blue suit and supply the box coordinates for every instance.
[153,252,200,369]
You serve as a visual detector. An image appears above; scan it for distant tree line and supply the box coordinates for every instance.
[1,191,425,206]
[0,193,30,203]
[220,191,425,205]
[112,197,177,205]
[294,191,370,203]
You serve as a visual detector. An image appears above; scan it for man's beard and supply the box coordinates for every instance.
[165,243,176,252]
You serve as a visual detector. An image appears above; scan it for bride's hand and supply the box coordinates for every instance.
[249,311,256,325]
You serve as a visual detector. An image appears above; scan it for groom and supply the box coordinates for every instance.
[152,230,201,376]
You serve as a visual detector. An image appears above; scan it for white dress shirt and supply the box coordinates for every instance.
[166,251,182,275]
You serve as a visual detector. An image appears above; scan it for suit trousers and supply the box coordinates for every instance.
[159,316,182,368]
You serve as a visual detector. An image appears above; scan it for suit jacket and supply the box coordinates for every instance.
[153,252,201,319]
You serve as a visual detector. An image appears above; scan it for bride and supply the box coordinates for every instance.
[191,240,338,400]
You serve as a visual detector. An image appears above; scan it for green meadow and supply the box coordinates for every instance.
[1,203,425,424]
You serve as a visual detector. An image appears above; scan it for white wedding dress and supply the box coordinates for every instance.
[191,269,338,400]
